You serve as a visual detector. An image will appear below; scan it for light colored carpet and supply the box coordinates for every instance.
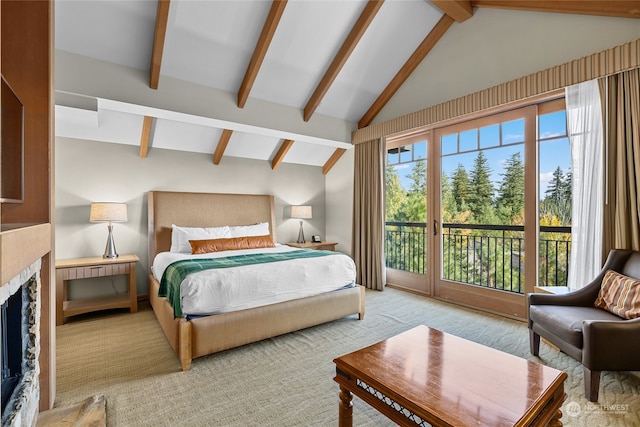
[55,287,640,426]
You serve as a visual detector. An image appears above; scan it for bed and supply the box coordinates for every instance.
[147,191,365,371]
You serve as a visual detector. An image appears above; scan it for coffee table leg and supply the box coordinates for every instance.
[548,408,563,427]
[338,386,353,427]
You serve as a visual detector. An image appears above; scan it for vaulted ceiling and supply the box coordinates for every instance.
[54,0,640,173]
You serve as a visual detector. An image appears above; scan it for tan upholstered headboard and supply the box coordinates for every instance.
[147,191,277,268]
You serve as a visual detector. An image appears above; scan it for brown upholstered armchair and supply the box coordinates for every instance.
[528,249,640,402]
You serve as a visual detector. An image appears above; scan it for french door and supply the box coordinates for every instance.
[431,106,538,318]
[385,99,571,318]
[385,134,432,295]
[384,108,538,309]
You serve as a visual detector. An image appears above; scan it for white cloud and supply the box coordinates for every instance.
[503,133,524,143]
[539,171,554,194]
[540,131,563,139]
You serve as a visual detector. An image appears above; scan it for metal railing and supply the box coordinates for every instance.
[385,222,572,294]
[385,222,427,274]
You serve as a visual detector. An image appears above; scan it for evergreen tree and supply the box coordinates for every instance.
[407,158,427,195]
[397,193,426,223]
[385,165,404,222]
[451,163,470,213]
[441,172,457,223]
[400,160,427,222]
[468,151,494,223]
[560,171,572,224]
[542,167,572,225]
[495,152,525,224]
[545,166,564,206]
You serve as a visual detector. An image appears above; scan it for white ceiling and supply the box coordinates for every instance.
[54,0,443,168]
[53,0,640,169]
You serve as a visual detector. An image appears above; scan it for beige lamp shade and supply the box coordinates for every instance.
[90,202,128,223]
[291,205,312,219]
[90,202,127,258]
[291,205,312,244]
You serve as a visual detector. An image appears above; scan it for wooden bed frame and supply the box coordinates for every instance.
[147,191,365,371]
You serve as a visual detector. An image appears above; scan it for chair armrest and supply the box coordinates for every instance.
[582,317,640,370]
[528,286,596,307]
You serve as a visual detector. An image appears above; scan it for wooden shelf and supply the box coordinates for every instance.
[63,293,131,317]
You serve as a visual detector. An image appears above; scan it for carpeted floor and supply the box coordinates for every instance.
[55,287,640,426]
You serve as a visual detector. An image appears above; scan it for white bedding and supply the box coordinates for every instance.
[152,244,357,316]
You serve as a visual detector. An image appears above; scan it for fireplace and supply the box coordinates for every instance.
[0,259,41,426]
[2,286,25,410]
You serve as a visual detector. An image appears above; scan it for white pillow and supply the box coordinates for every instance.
[228,222,270,238]
[170,224,231,253]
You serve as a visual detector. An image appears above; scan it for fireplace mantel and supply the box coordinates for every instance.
[0,224,51,286]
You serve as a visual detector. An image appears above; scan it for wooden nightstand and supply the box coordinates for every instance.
[55,254,139,325]
[287,241,338,251]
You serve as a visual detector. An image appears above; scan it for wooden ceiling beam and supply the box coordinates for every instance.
[358,14,454,129]
[470,1,640,19]
[322,148,347,175]
[149,0,170,89]
[213,129,233,165]
[271,139,295,170]
[303,0,384,122]
[237,0,288,108]
[139,116,154,158]
[431,0,473,22]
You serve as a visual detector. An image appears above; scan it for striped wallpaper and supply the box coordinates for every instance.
[352,38,640,144]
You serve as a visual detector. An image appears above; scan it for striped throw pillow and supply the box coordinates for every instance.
[594,270,640,319]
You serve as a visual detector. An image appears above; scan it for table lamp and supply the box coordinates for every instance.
[291,205,312,244]
[90,202,128,258]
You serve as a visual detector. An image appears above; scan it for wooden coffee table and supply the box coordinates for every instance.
[334,325,567,426]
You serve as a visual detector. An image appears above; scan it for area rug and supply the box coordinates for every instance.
[55,287,639,426]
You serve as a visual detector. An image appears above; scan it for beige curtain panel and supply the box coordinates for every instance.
[352,138,385,291]
[601,68,640,253]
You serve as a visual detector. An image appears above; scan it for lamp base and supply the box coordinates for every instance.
[103,224,119,258]
[297,220,306,244]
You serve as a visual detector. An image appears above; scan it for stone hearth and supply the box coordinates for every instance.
[1,259,41,427]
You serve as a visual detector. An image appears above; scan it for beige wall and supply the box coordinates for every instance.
[55,137,329,298]
[326,148,355,255]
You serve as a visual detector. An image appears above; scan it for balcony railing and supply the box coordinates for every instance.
[385,222,571,294]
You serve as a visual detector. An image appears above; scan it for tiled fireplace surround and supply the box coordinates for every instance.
[0,259,41,426]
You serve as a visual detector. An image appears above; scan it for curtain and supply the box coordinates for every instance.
[601,68,640,253]
[566,80,604,290]
[352,138,386,290]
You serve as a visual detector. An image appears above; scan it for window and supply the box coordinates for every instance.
[384,94,572,317]
[538,100,571,287]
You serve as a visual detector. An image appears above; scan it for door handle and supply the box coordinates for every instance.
[433,220,438,236]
